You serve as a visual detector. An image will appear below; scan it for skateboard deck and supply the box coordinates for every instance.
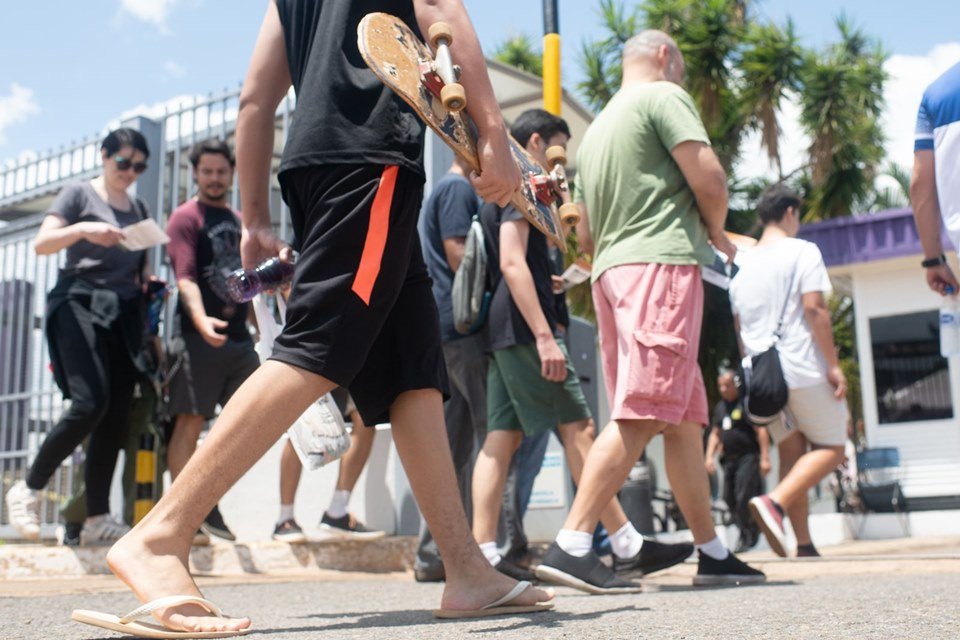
[357,12,568,247]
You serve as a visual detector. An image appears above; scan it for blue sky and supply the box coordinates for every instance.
[1,0,959,171]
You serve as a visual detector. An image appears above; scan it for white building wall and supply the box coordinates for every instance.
[848,255,960,498]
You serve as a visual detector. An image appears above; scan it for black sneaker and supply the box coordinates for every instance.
[535,542,642,594]
[796,543,821,558]
[58,522,82,547]
[613,538,694,576]
[693,550,766,586]
[494,557,537,582]
[272,519,307,544]
[319,512,386,540]
[414,564,446,582]
[200,505,236,542]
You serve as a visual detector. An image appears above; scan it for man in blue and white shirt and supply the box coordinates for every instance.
[912,61,960,295]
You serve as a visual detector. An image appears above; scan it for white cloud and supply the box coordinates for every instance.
[0,83,40,146]
[119,0,181,32]
[736,42,960,186]
[163,60,187,79]
[883,43,960,171]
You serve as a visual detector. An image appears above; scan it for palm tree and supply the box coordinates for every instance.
[493,34,544,77]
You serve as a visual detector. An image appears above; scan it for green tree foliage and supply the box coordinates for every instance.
[493,34,544,77]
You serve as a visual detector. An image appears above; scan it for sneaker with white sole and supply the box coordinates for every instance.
[749,495,789,557]
[693,550,767,586]
[5,480,41,540]
[272,519,308,544]
[80,514,130,546]
[319,512,385,540]
[535,543,643,595]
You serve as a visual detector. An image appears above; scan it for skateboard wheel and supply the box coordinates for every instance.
[546,146,567,168]
[559,202,580,226]
[441,83,467,112]
[429,22,453,49]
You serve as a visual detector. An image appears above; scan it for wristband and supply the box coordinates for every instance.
[921,254,947,268]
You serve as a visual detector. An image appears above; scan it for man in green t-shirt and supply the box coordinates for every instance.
[536,30,765,592]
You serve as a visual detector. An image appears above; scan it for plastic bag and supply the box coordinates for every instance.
[252,294,351,470]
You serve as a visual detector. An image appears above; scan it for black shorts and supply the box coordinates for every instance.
[271,164,448,425]
[167,334,260,420]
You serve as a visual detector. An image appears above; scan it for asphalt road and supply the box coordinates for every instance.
[2,558,958,640]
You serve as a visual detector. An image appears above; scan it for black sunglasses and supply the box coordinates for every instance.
[113,155,148,174]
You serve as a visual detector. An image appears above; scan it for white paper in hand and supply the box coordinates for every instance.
[118,219,170,251]
[561,261,592,292]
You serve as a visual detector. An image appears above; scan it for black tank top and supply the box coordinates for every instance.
[276,0,425,179]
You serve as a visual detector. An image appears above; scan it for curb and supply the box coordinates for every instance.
[0,536,418,580]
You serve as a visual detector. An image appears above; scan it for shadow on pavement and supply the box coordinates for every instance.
[257,605,645,635]
[650,579,797,593]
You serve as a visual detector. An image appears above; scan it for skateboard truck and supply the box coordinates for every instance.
[545,146,581,227]
[421,22,466,112]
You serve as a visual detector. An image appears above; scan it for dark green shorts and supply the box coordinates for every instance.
[487,341,591,437]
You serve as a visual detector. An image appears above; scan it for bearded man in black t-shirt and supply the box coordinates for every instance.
[704,370,771,551]
[95,1,553,636]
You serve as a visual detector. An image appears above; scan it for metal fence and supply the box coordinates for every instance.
[0,88,297,537]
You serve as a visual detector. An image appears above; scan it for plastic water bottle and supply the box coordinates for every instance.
[939,288,960,358]
[225,256,296,303]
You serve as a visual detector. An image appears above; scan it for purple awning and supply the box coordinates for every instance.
[797,208,954,268]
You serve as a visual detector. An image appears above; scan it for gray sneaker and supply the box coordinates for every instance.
[5,480,41,540]
[80,514,130,546]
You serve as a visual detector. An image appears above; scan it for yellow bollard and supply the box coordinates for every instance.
[133,433,156,524]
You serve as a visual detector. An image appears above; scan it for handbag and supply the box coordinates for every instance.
[745,257,799,424]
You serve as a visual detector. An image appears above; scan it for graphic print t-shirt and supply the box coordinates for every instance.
[166,201,249,342]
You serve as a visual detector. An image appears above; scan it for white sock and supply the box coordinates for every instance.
[278,504,294,524]
[555,528,593,558]
[479,541,501,566]
[609,521,644,559]
[327,490,351,518]
[697,536,729,560]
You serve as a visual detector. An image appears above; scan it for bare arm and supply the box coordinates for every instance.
[443,236,466,272]
[802,291,846,399]
[574,202,593,258]
[33,214,125,255]
[704,427,721,474]
[412,0,519,205]
[911,149,958,295]
[177,279,227,347]
[236,0,294,269]
[671,140,736,262]
[756,425,771,475]
[500,219,565,382]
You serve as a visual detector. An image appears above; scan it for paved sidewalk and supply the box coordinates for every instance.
[1,551,958,640]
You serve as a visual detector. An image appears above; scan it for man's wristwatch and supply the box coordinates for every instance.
[922,254,947,268]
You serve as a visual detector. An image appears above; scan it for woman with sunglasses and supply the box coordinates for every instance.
[5,128,153,546]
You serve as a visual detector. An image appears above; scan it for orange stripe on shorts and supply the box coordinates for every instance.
[351,165,398,305]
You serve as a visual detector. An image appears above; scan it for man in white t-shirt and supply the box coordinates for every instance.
[729,184,847,558]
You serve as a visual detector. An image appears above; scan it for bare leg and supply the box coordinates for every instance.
[279,439,302,507]
[335,409,376,492]
[556,418,630,534]
[107,361,332,633]
[471,430,522,544]
[663,421,716,545]
[166,414,206,479]
[561,419,662,533]
[389,389,552,610]
[770,434,844,544]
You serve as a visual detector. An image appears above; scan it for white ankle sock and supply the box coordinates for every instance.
[697,536,729,560]
[609,521,644,559]
[479,541,501,566]
[327,490,351,518]
[278,504,295,524]
[555,528,593,558]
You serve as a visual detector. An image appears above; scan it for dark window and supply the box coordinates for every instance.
[871,310,954,424]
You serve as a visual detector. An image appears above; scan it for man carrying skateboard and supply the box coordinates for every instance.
[474,109,694,592]
[93,1,552,636]
[535,30,765,590]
